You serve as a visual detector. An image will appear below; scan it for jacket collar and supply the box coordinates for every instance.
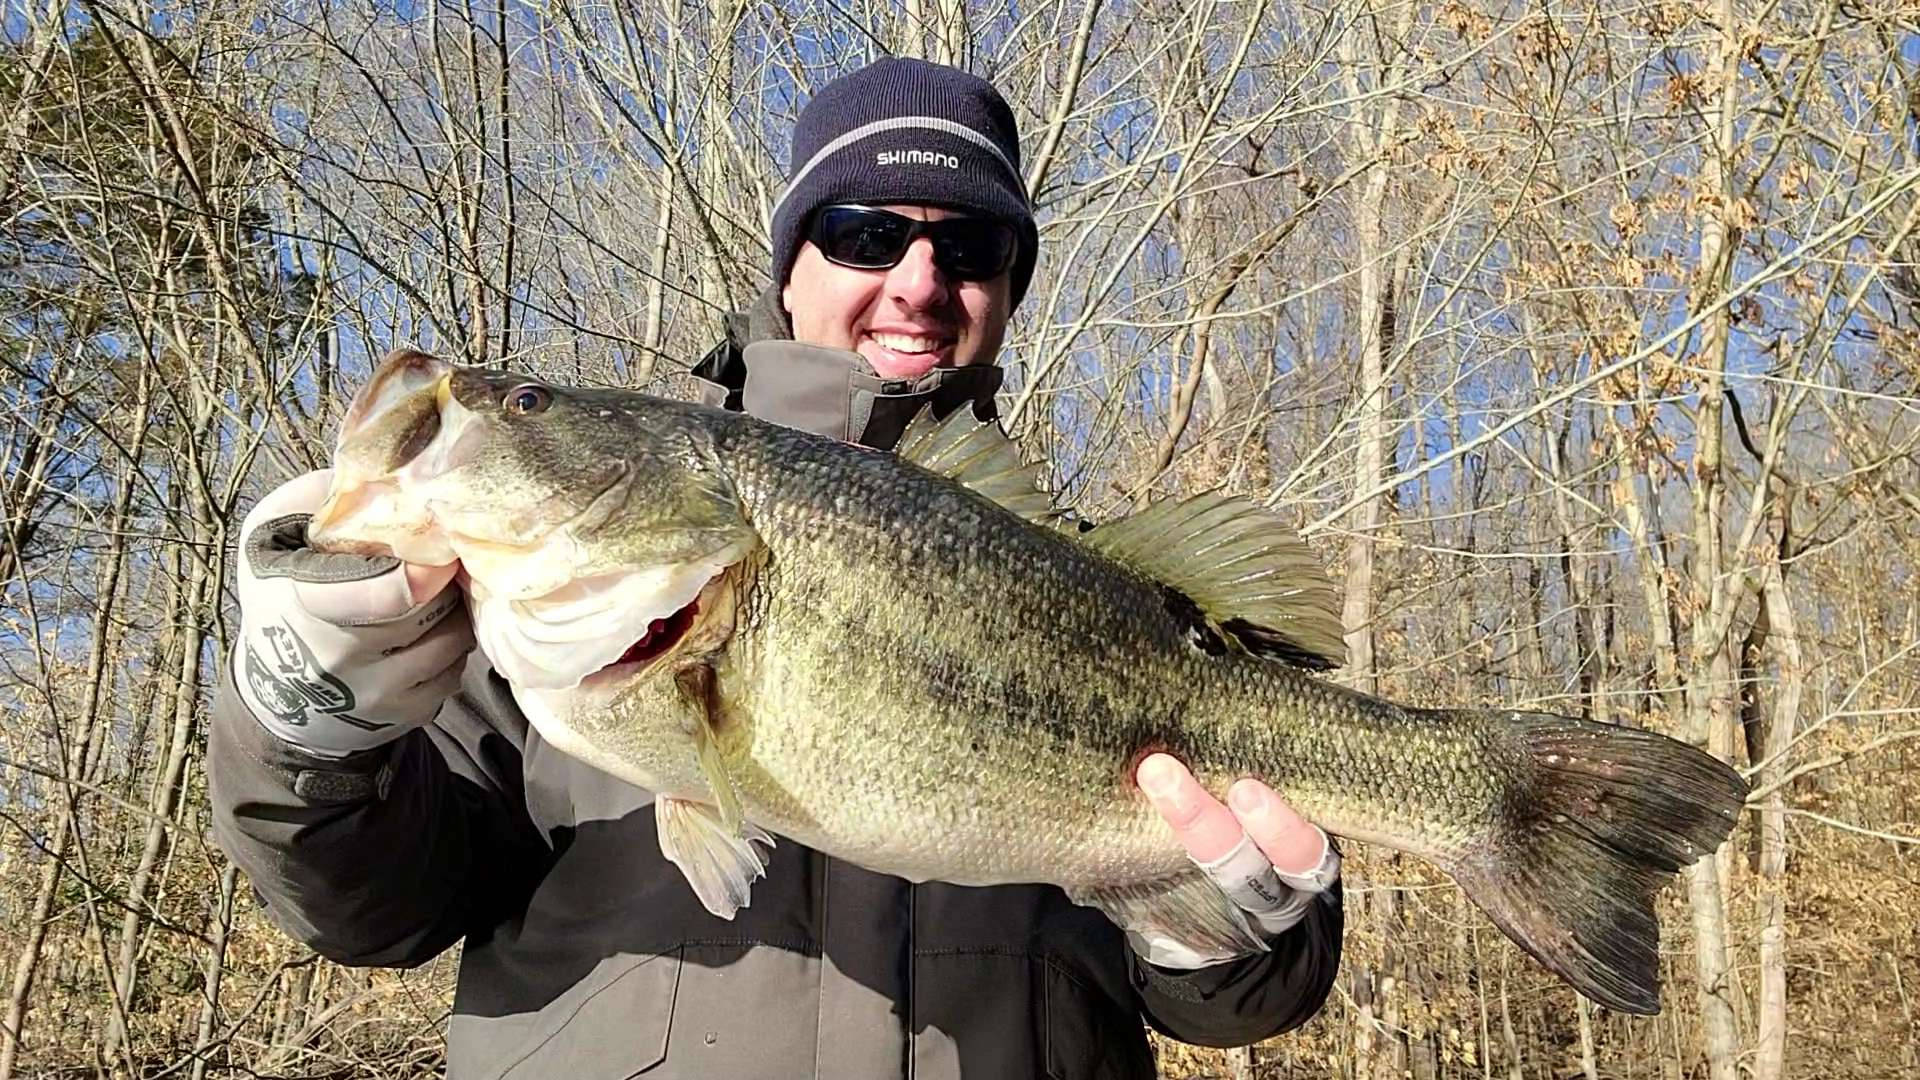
[690,286,1004,451]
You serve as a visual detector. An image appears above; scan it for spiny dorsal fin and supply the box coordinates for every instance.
[896,405,1059,524]
[1079,492,1345,670]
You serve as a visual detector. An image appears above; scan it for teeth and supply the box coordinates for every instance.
[870,332,946,354]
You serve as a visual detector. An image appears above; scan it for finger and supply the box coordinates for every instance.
[404,560,461,604]
[1228,779,1336,890]
[1137,753,1243,863]
[295,559,463,627]
[388,599,475,667]
[294,562,420,625]
[389,646,472,723]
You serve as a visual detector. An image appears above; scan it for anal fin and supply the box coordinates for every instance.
[655,795,775,919]
[1067,870,1270,965]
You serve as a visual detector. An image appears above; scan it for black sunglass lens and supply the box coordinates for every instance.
[932,223,1016,279]
[819,209,911,267]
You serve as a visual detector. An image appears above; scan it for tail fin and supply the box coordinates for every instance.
[1449,712,1747,1015]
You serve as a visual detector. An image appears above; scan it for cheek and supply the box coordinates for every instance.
[960,282,1011,352]
[787,249,879,349]
[963,289,1002,325]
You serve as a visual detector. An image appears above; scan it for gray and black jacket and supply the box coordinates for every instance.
[208,296,1343,1079]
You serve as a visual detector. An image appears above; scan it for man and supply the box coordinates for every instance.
[211,58,1342,1078]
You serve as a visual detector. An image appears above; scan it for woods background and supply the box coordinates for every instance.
[1,0,1917,1075]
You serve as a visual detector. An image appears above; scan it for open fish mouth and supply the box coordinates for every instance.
[311,359,632,564]
[310,350,758,693]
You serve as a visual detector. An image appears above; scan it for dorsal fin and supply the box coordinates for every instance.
[896,406,1059,524]
[896,409,1343,669]
[1079,493,1346,670]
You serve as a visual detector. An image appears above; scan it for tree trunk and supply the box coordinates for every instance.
[697,0,743,311]
[1496,954,1522,1080]
[101,348,227,1059]
[1341,158,1391,691]
[1333,8,1416,1069]
[1752,563,1800,1080]
[102,515,215,1058]
[1607,416,1681,719]
[1680,0,1746,1069]
[1341,142,1394,1080]
[188,865,241,1080]
[1576,996,1600,1080]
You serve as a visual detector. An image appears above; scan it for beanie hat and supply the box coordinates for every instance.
[769,58,1039,309]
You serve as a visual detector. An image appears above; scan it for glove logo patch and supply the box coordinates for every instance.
[243,624,394,734]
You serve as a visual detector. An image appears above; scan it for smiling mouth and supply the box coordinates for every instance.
[867,330,952,354]
[862,331,956,379]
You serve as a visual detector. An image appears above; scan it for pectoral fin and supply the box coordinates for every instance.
[674,662,743,830]
[1067,870,1270,965]
[655,795,775,919]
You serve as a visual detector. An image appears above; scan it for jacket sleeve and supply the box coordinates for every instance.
[1128,882,1344,1047]
[208,649,555,967]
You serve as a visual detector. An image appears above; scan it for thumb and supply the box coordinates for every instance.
[1137,753,1244,863]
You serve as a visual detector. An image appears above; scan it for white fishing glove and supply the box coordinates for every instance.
[232,470,474,758]
[1132,754,1342,970]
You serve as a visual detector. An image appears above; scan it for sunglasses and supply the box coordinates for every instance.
[808,205,1019,281]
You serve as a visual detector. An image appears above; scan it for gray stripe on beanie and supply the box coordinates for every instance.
[770,115,1027,225]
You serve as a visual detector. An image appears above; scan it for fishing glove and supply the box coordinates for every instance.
[232,469,474,759]
[1130,823,1342,970]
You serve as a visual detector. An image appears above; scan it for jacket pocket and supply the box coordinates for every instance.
[484,948,682,1080]
[1043,956,1158,1080]
[909,950,1155,1080]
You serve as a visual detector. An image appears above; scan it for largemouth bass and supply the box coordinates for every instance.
[308,349,1747,1016]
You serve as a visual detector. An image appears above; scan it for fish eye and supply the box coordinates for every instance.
[503,384,551,416]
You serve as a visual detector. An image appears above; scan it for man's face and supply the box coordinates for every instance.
[782,204,1013,380]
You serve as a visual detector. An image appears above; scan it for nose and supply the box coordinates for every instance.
[884,237,950,310]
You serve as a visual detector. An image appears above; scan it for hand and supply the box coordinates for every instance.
[1133,753,1340,969]
[233,470,475,758]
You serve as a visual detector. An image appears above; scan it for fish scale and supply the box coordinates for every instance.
[308,349,1748,1016]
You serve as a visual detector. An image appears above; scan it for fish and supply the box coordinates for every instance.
[306,348,1748,1016]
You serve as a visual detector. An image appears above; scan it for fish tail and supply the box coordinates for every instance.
[1447,711,1747,1015]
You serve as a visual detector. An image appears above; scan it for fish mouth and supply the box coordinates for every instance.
[311,350,627,563]
[309,352,473,560]
[311,349,757,693]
